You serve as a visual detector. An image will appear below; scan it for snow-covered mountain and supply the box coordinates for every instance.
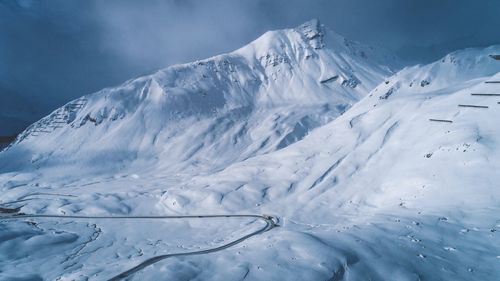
[161,45,500,280]
[1,21,500,281]
[0,19,397,176]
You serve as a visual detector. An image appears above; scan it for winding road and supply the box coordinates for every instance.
[2,213,278,280]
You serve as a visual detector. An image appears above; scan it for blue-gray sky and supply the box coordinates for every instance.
[1,0,500,134]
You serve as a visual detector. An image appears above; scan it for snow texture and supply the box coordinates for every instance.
[1,20,500,280]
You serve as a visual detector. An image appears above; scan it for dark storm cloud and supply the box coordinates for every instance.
[1,0,500,134]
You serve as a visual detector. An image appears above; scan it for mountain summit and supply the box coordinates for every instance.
[1,20,398,175]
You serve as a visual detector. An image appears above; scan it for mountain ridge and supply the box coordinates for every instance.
[1,19,397,176]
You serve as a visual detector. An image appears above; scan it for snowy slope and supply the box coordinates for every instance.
[1,24,500,281]
[0,20,396,177]
[181,45,500,214]
[154,45,500,280]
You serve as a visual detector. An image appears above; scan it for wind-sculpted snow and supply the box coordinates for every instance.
[1,21,500,280]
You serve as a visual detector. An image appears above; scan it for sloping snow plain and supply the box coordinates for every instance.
[1,20,500,280]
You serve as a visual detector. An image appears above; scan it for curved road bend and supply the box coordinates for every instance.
[3,214,278,280]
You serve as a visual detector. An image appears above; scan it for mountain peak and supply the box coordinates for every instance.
[2,19,397,172]
[297,19,322,34]
[296,19,324,49]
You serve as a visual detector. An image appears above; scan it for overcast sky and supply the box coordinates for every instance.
[1,0,500,134]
